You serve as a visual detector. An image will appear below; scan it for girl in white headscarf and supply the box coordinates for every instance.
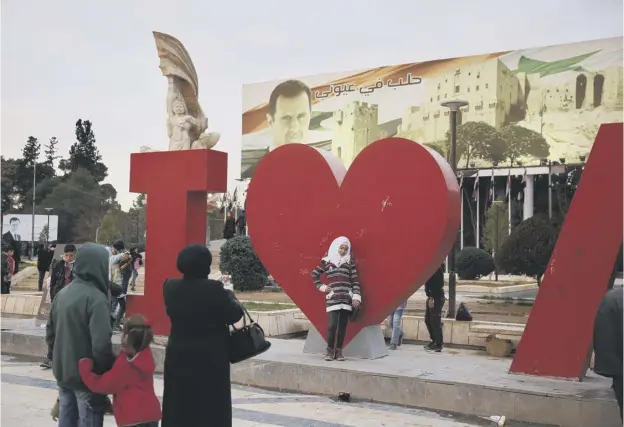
[311,236,362,361]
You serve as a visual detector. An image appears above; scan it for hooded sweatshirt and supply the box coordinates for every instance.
[46,243,115,391]
[79,348,162,426]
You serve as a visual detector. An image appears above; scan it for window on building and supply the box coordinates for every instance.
[455,69,461,75]
[467,87,471,93]
[455,86,460,94]
[437,95,440,101]
[485,83,489,89]
[430,97,433,102]
[445,78,448,83]
[476,85,480,91]
[437,83,440,89]
[337,147,342,159]
[477,72,480,78]
[444,93,447,98]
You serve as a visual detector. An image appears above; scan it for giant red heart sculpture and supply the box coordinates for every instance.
[246,137,460,345]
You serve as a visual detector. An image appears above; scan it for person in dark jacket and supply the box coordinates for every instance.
[48,244,77,301]
[223,211,236,240]
[424,264,445,352]
[162,244,244,427]
[37,243,56,291]
[593,286,623,419]
[41,244,78,369]
[45,242,115,427]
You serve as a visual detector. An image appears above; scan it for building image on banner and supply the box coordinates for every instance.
[241,37,623,178]
[2,214,59,243]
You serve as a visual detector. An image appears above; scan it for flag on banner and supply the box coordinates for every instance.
[489,171,495,202]
[459,172,464,189]
[505,169,511,199]
[472,171,479,201]
[521,169,527,187]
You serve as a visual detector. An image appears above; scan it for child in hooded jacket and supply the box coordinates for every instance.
[79,314,161,427]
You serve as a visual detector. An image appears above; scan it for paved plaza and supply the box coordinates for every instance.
[1,355,544,427]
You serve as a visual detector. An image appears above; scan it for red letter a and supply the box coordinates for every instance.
[510,123,623,379]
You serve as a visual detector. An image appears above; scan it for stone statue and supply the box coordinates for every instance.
[153,31,220,150]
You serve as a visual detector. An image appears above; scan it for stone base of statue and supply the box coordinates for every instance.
[303,324,388,359]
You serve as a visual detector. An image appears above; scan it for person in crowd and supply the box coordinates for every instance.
[41,244,78,369]
[311,236,362,361]
[48,244,77,301]
[236,209,247,236]
[45,242,115,427]
[424,264,446,352]
[387,300,407,350]
[223,211,236,240]
[37,242,56,292]
[593,286,623,420]
[110,240,131,331]
[79,314,161,427]
[162,244,244,427]
[129,247,143,292]
[2,245,15,294]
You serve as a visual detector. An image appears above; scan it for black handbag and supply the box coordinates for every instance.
[228,304,271,364]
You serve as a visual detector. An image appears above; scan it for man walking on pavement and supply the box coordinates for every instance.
[424,264,446,352]
[46,243,115,427]
[110,240,131,331]
[41,244,77,369]
[37,242,56,292]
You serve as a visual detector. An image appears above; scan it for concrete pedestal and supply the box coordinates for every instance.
[303,324,388,359]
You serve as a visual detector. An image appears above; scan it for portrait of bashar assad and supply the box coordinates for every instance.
[266,79,312,149]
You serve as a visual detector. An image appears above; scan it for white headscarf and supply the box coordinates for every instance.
[323,236,351,267]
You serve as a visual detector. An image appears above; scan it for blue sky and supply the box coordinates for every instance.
[2,0,622,209]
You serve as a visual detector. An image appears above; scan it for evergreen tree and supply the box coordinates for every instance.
[44,137,60,170]
[59,119,108,182]
[483,201,509,253]
[0,156,19,213]
[14,136,41,203]
[98,210,122,244]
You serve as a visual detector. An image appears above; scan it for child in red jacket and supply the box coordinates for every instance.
[79,314,161,427]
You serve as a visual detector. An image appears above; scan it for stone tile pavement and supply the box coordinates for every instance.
[1,355,543,427]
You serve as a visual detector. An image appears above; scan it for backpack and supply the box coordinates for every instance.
[455,302,473,321]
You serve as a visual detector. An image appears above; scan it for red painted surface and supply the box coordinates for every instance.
[126,149,227,335]
[246,137,460,346]
[510,123,623,380]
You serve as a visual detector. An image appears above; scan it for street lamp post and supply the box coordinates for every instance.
[44,208,53,243]
[441,99,469,318]
[492,200,503,281]
[31,160,37,259]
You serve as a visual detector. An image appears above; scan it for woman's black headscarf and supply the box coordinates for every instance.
[176,244,212,279]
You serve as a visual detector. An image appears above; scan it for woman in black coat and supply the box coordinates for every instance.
[223,211,236,240]
[162,244,244,427]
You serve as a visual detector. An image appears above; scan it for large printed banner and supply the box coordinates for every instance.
[241,37,622,177]
[2,214,59,242]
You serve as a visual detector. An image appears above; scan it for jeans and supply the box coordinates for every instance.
[387,301,408,345]
[130,269,139,289]
[38,269,46,291]
[425,297,445,346]
[326,309,350,349]
[58,386,107,427]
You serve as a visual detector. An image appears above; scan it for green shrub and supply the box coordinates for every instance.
[219,236,268,291]
[495,214,558,285]
[456,247,495,280]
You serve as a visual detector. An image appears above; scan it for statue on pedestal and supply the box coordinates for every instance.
[153,31,220,150]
